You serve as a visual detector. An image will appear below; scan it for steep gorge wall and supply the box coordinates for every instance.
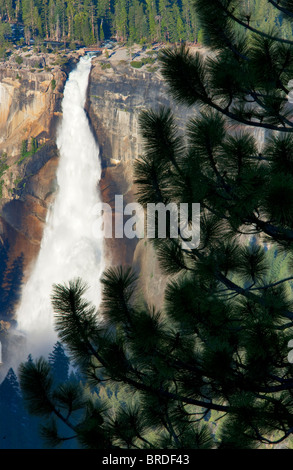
[87,56,194,307]
[0,65,66,273]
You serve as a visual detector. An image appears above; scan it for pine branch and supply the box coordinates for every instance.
[191,249,293,320]
[250,276,293,290]
[209,97,293,132]
[268,0,293,17]
[221,1,293,46]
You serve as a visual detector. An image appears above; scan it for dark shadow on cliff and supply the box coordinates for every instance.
[85,73,113,170]
[0,238,24,367]
[0,239,24,321]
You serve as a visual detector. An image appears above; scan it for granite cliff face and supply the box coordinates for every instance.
[0,66,65,273]
[87,52,194,306]
[0,69,61,156]
[87,54,193,167]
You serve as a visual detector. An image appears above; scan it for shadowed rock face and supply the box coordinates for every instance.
[0,145,59,276]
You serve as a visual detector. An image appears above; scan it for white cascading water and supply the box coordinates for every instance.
[15,55,104,358]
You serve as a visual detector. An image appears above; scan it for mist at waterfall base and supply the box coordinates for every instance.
[14,55,104,362]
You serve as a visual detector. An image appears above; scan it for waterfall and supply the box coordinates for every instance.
[15,55,104,359]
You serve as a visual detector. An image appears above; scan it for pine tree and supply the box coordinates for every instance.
[0,366,45,448]
[145,0,158,41]
[30,136,38,153]
[0,368,24,448]
[113,0,128,41]
[48,341,69,384]
[175,9,185,43]
[1,253,24,318]
[20,139,28,157]
[18,0,293,449]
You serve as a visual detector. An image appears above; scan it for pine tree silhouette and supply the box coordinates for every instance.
[48,342,70,385]
[0,368,24,448]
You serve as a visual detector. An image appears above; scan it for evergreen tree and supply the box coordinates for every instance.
[113,0,128,41]
[145,0,158,41]
[181,0,196,42]
[48,341,69,384]
[30,136,38,153]
[1,0,291,48]
[0,368,24,448]
[128,0,148,44]
[20,139,28,157]
[175,9,185,43]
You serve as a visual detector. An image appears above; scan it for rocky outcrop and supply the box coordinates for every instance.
[87,54,193,167]
[0,67,63,158]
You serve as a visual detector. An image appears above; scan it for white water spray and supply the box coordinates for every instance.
[16,55,104,358]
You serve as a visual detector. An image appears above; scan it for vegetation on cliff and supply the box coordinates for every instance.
[0,0,200,49]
